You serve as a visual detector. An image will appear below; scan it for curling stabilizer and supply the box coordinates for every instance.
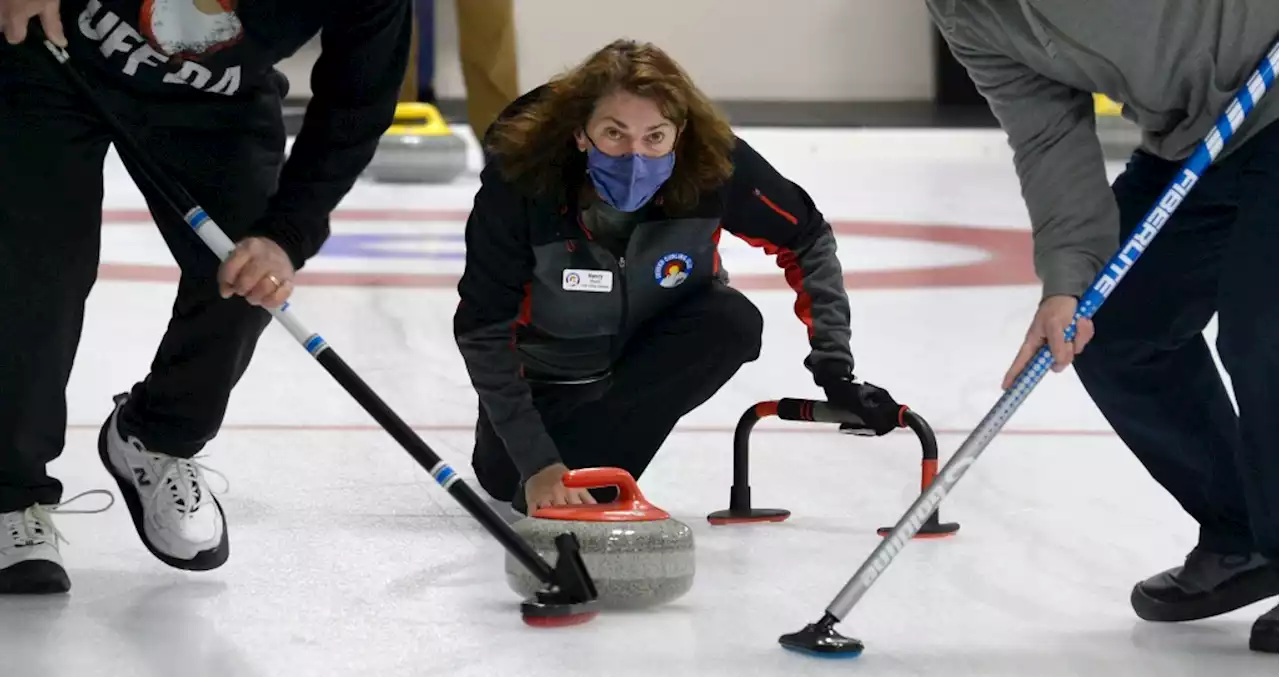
[706,399,959,539]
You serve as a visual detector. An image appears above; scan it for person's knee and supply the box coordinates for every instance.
[706,286,764,362]
[472,438,520,502]
[1075,326,1172,394]
[1074,327,1124,367]
[1077,301,1208,380]
[471,406,518,482]
[1073,331,1154,385]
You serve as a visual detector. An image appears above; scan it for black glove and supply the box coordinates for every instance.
[813,365,905,436]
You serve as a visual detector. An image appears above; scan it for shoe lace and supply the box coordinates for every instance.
[4,490,115,549]
[139,447,229,519]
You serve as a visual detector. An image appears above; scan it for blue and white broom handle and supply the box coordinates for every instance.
[183,207,331,358]
[822,39,1278,621]
[1073,40,1280,325]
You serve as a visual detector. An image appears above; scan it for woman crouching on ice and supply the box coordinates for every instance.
[455,39,906,514]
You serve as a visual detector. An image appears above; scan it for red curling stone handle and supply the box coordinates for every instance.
[561,467,647,505]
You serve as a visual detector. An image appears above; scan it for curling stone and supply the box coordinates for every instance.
[505,468,695,610]
[365,102,468,184]
[1093,93,1141,161]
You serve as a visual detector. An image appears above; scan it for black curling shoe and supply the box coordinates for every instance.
[1251,605,1278,654]
[1131,547,1277,622]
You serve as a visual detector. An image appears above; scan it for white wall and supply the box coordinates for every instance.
[280,0,936,102]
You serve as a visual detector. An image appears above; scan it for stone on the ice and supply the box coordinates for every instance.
[504,468,695,610]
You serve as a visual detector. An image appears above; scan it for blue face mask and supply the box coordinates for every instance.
[584,142,675,212]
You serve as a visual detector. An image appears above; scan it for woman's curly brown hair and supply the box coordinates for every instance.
[485,39,737,213]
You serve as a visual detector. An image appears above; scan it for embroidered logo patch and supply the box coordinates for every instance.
[654,253,693,288]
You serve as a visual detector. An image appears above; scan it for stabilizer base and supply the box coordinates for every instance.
[707,484,791,525]
[706,507,791,525]
[778,614,864,658]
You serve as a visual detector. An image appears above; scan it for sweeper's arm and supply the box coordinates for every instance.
[244,0,413,269]
[453,164,564,482]
[928,8,1118,302]
[928,11,1118,382]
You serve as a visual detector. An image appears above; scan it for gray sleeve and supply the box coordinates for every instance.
[724,137,855,376]
[939,26,1120,299]
[452,168,563,481]
[791,225,854,374]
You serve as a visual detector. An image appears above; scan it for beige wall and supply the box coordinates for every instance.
[279,0,936,102]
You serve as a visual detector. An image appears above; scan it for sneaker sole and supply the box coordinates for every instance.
[1131,566,1279,622]
[98,416,229,572]
[0,559,70,595]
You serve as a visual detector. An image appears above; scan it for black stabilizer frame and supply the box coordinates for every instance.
[706,399,960,538]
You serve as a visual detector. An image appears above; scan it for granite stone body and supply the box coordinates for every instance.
[503,468,696,609]
[366,132,468,183]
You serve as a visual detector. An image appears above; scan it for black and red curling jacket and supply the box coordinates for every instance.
[453,93,855,480]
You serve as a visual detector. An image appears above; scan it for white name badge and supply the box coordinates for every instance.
[562,269,613,293]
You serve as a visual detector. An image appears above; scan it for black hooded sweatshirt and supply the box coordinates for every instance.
[59,0,412,267]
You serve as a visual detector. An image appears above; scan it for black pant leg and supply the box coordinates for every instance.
[0,46,112,512]
[1073,148,1251,554]
[471,282,764,502]
[550,282,764,481]
[113,85,290,458]
[1214,122,1278,560]
[472,378,609,502]
[472,406,516,501]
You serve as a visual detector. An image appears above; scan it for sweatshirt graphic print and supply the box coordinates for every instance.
[76,0,250,95]
[141,0,243,58]
[56,0,414,268]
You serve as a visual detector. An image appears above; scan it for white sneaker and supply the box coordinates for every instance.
[0,491,115,594]
[98,393,229,571]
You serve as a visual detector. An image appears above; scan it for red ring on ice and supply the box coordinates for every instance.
[97,208,1036,291]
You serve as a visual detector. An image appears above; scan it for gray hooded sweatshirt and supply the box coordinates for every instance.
[927,0,1278,299]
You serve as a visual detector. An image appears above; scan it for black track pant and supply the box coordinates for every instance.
[472,282,765,503]
[0,42,289,512]
[1074,122,1277,560]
